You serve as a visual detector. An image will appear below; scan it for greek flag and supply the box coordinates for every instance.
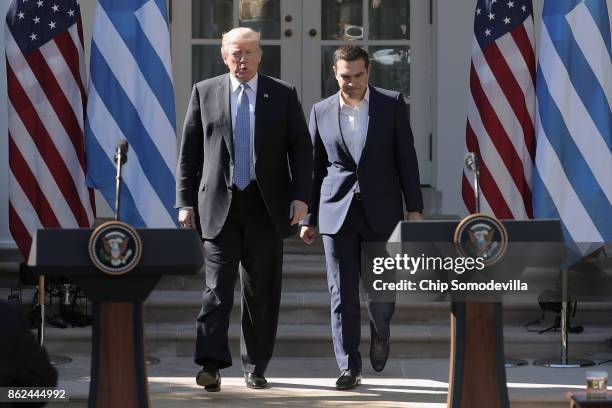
[533,0,612,244]
[85,0,177,227]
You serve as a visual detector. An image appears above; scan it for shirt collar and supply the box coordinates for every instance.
[230,73,258,95]
[339,87,370,110]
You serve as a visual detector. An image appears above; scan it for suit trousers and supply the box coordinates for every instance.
[195,182,283,375]
[322,197,396,371]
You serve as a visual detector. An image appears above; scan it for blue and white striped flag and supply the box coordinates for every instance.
[85,0,177,227]
[533,0,612,244]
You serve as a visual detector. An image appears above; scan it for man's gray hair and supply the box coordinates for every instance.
[221,27,262,54]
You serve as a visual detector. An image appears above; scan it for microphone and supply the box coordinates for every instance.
[114,139,129,165]
[114,139,129,220]
[464,152,480,173]
[464,152,481,213]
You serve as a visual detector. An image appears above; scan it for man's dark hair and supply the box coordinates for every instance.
[333,45,369,68]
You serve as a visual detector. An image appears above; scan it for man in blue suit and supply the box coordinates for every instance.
[300,45,423,389]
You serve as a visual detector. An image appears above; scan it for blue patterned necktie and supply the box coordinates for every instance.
[234,83,251,190]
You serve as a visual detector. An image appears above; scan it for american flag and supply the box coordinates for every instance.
[5,0,94,258]
[462,0,535,219]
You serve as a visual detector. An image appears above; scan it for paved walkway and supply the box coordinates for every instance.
[48,355,612,407]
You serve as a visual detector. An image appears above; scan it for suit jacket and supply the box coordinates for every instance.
[176,73,312,239]
[0,300,57,406]
[303,86,423,236]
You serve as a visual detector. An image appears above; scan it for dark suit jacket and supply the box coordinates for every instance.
[303,86,423,236]
[175,74,313,239]
[0,300,57,406]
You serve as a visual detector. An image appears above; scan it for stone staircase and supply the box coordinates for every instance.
[3,236,611,362]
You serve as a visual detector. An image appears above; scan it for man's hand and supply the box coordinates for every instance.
[300,226,316,245]
[179,208,195,229]
[406,211,423,221]
[289,200,308,225]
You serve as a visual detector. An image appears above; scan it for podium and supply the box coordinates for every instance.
[389,219,564,408]
[28,228,203,408]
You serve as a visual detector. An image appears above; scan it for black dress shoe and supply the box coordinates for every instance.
[245,372,268,389]
[370,336,390,372]
[196,368,221,392]
[335,369,362,389]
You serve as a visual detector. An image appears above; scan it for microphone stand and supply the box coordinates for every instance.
[465,153,481,213]
[112,141,159,365]
[465,152,527,367]
[114,146,125,221]
[472,163,480,213]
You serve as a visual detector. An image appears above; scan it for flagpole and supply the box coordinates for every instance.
[561,269,569,365]
[37,274,72,365]
[38,275,45,347]
[531,0,609,369]
[533,267,594,368]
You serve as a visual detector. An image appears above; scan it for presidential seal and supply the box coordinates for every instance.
[88,221,143,275]
[454,213,508,266]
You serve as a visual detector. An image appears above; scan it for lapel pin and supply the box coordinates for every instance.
[264,93,269,98]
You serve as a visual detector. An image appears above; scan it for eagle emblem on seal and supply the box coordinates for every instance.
[100,231,133,266]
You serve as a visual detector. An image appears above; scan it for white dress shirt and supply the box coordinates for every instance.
[230,73,258,181]
[339,88,369,192]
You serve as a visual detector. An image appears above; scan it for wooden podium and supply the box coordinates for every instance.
[389,219,564,408]
[28,228,203,408]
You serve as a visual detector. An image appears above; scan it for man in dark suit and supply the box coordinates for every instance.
[175,27,312,392]
[300,45,423,389]
[0,300,57,406]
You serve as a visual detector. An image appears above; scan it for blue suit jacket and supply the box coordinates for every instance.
[303,86,423,236]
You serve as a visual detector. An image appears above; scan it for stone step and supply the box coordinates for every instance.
[156,254,329,291]
[5,288,612,328]
[0,253,330,292]
[283,235,324,255]
[142,290,612,327]
[0,261,20,288]
[42,322,612,361]
[0,248,24,287]
[0,247,23,262]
